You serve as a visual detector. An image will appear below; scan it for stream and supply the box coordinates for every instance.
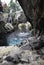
[7,31,31,45]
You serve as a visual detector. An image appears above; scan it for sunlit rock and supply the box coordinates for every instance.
[5,23,14,31]
[18,22,31,32]
[18,23,26,32]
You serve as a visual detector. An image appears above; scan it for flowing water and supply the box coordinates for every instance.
[7,31,31,45]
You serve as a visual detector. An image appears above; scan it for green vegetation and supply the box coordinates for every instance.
[6,0,21,12]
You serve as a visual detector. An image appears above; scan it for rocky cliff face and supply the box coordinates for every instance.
[18,0,44,34]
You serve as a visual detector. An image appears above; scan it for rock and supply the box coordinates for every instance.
[25,22,32,30]
[41,47,44,54]
[0,57,3,63]
[5,55,20,63]
[20,50,40,63]
[20,43,32,50]
[5,23,14,31]
[4,46,22,63]
[28,36,44,50]
[18,22,31,32]
[18,0,44,33]
[0,45,44,65]
[38,60,44,65]
[0,12,6,33]
[1,61,15,65]
[29,61,40,65]
[41,35,44,42]
[18,11,27,23]
[5,56,14,62]
[18,63,29,65]
[12,54,21,63]
[0,35,44,65]
[0,33,8,46]
[18,23,26,32]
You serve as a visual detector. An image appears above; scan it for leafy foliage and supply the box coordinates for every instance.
[9,0,21,12]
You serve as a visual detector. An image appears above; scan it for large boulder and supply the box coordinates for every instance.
[18,22,31,32]
[18,0,44,34]
[18,11,27,23]
[5,23,14,32]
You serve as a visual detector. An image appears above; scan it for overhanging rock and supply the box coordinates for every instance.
[18,0,44,33]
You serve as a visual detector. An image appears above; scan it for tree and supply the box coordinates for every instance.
[6,6,10,12]
[9,0,16,11]
[9,0,21,12]
[15,0,21,11]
